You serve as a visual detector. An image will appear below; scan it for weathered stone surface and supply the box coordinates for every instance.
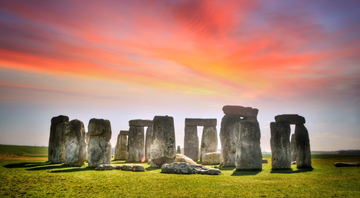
[270,122,291,169]
[184,125,199,162]
[220,115,241,166]
[96,164,122,170]
[262,158,268,163]
[85,132,89,161]
[175,154,198,165]
[132,164,145,172]
[236,120,262,170]
[275,114,305,124]
[290,134,297,161]
[149,116,176,167]
[222,105,258,118]
[295,124,312,168]
[64,119,87,166]
[129,119,153,127]
[115,131,128,160]
[121,164,135,171]
[126,126,144,163]
[177,146,181,154]
[202,152,221,165]
[334,162,360,167]
[88,118,112,168]
[161,162,221,175]
[145,124,153,162]
[185,118,217,127]
[200,126,218,161]
[48,115,69,163]
[88,119,112,141]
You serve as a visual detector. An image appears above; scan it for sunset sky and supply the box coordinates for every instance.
[0,0,359,152]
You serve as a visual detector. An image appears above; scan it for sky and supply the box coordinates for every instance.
[0,0,359,152]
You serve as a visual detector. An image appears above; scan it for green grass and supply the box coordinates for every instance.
[1,157,360,197]
[0,144,48,157]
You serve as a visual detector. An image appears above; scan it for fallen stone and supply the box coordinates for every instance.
[129,119,153,127]
[132,164,145,172]
[275,114,305,124]
[64,119,87,167]
[295,124,312,168]
[88,118,112,168]
[270,122,291,169]
[202,152,221,165]
[175,154,198,165]
[149,116,176,167]
[291,161,297,165]
[222,105,259,118]
[185,118,217,127]
[96,164,122,170]
[161,162,221,175]
[184,125,199,162]
[236,120,262,170]
[121,164,135,171]
[220,115,241,166]
[334,162,360,167]
[200,126,218,161]
[48,115,69,163]
[262,159,268,163]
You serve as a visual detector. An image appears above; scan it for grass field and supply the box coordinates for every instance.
[0,144,48,158]
[1,146,360,197]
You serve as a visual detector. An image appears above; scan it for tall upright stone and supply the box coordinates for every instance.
[149,116,176,167]
[220,115,241,166]
[145,124,153,162]
[200,125,218,161]
[236,120,262,170]
[64,119,87,166]
[290,134,297,161]
[295,124,312,168]
[126,119,152,163]
[270,122,291,169]
[177,146,181,154]
[115,130,128,160]
[184,125,199,161]
[88,118,112,168]
[48,115,69,163]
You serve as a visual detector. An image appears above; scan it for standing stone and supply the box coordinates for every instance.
[200,126,218,161]
[177,146,181,154]
[48,115,69,163]
[145,125,153,162]
[295,124,312,168]
[149,116,176,167]
[115,131,128,160]
[184,125,199,162]
[290,134,297,162]
[220,115,241,166]
[88,118,112,168]
[270,122,291,169]
[64,119,87,166]
[126,126,144,163]
[85,132,90,161]
[236,120,262,170]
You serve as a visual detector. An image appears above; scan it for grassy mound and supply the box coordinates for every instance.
[0,144,48,157]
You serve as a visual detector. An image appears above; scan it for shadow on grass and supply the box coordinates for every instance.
[26,164,70,171]
[50,167,95,173]
[146,167,160,172]
[3,162,51,168]
[219,166,235,171]
[271,167,314,174]
[231,169,262,176]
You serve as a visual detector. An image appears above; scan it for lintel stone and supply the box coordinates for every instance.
[120,130,129,136]
[222,105,259,118]
[129,119,153,127]
[275,114,305,124]
[185,118,217,126]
